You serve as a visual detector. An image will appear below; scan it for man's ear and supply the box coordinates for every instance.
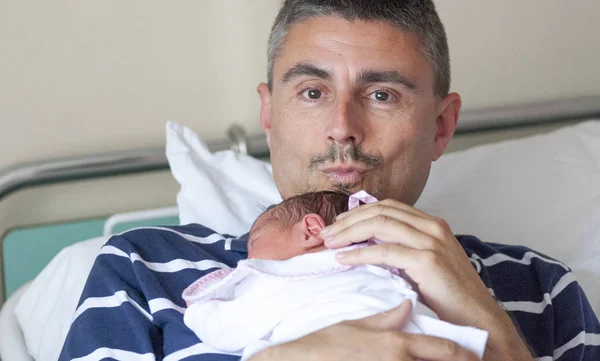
[257,82,273,148]
[432,92,462,161]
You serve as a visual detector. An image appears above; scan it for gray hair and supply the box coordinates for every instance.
[267,0,450,96]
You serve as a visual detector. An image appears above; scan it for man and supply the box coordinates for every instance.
[59,1,600,360]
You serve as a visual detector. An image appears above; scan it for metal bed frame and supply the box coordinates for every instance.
[1,95,599,304]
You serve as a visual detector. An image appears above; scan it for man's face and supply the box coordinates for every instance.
[258,16,460,204]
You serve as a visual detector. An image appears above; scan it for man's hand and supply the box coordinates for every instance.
[250,301,481,361]
[319,199,533,361]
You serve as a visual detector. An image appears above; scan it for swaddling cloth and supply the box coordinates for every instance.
[183,247,488,360]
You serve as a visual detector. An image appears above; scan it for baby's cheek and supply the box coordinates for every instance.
[248,242,294,260]
[247,241,265,259]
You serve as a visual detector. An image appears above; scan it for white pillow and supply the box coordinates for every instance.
[14,236,106,361]
[166,121,282,236]
[0,282,33,361]
[416,120,600,313]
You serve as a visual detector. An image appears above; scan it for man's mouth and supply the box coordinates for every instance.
[320,165,369,184]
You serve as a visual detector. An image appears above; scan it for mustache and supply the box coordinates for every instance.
[309,143,382,169]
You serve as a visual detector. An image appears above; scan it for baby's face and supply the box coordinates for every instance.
[248,208,327,260]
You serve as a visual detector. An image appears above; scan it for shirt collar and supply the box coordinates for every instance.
[229,232,249,253]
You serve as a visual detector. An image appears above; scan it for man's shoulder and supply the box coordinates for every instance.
[458,235,600,359]
[118,223,239,241]
[87,222,249,307]
[456,234,570,299]
[104,223,249,265]
[457,234,559,260]
[457,234,569,273]
[64,223,248,361]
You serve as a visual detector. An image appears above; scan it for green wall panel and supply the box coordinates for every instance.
[2,216,178,298]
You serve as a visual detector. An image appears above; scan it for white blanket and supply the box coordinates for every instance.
[183,247,488,360]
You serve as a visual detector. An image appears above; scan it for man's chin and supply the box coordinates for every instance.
[301,182,358,195]
[332,181,383,199]
[329,182,361,195]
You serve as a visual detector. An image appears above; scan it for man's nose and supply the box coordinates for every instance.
[325,97,364,146]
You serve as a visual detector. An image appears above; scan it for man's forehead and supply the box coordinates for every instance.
[280,62,418,91]
[273,16,433,89]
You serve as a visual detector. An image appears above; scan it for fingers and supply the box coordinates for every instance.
[351,300,413,331]
[323,200,453,250]
[335,203,433,234]
[324,216,439,250]
[353,303,482,361]
[337,199,434,221]
[335,242,426,270]
[404,334,481,361]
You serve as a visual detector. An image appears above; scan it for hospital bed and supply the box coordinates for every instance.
[1,96,599,361]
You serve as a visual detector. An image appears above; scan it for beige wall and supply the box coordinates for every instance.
[1,0,599,234]
[438,1,600,108]
[0,0,282,234]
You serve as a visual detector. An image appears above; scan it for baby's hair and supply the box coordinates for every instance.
[266,191,350,227]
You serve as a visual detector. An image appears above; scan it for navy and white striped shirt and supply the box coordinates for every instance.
[59,224,600,360]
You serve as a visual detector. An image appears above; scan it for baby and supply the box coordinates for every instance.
[182,190,488,360]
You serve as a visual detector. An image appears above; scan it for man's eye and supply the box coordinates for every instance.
[370,91,394,102]
[302,89,322,100]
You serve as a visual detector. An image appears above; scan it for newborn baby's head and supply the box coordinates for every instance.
[248,191,349,260]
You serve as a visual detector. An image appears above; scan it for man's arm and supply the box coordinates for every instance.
[535,268,600,360]
[250,300,481,361]
[59,236,162,361]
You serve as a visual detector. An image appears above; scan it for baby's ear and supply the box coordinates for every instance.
[290,214,327,249]
[304,213,326,237]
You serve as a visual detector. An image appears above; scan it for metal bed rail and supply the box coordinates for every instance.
[457,96,600,133]
[0,125,270,203]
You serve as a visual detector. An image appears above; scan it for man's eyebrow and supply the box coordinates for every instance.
[281,63,332,84]
[356,70,417,90]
